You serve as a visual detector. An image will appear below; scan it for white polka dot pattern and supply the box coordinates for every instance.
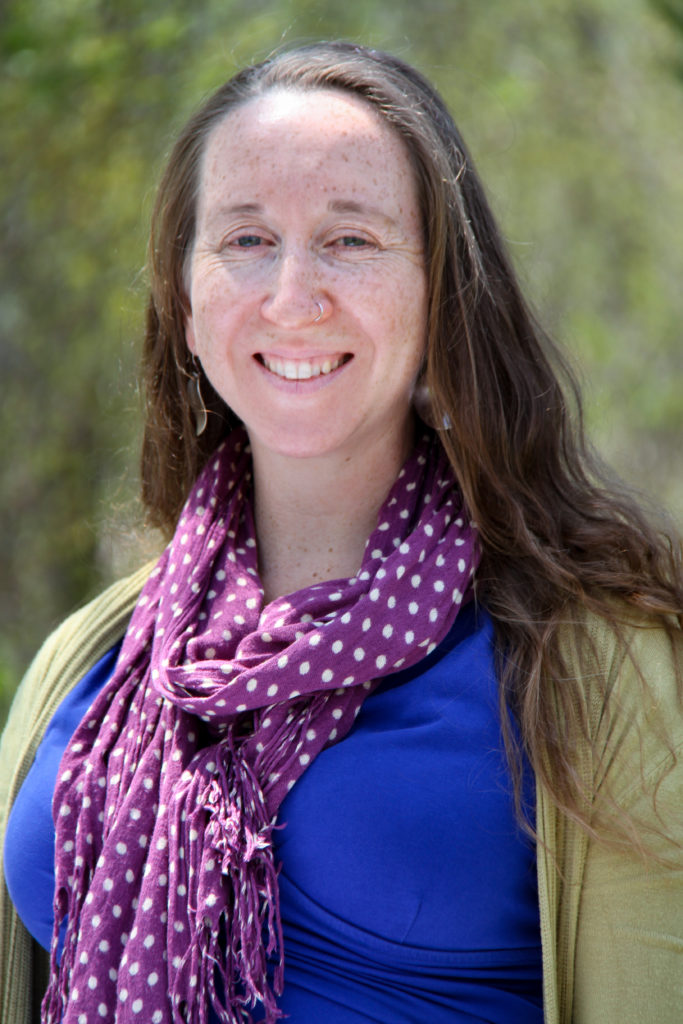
[45,429,479,1024]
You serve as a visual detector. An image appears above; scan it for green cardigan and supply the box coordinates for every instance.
[1,566,682,1023]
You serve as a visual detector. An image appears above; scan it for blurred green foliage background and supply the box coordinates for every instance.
[2,0,682,723]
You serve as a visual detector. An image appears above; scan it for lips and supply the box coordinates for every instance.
[258,354,350,381]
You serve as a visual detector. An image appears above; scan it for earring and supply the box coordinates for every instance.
[187,357,208,437]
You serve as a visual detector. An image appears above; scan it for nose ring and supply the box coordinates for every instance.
[313,301,324,323]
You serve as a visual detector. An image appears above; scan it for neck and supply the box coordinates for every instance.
[251,424,414,602]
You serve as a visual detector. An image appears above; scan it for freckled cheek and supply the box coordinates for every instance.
[380,304,426,367]
[191,278,245,334]
[398,293,429,376]
[398,276,428,332]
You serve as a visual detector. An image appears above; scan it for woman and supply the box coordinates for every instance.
[1,41,682,1024]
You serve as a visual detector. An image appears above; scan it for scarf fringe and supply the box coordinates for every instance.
[42,877,89,1023]
[171,736,284,1023]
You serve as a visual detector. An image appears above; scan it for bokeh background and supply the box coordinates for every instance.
[2,0,682,723]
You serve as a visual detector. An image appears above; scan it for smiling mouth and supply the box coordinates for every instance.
[257,354,351,381]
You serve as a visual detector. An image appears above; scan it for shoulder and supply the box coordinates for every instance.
[561,606,683,826]
[560,606,682,722]
[585,606,682,684]
[0,561,155,817]
[14,559,155,721]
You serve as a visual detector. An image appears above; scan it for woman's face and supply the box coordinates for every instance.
[185,88,427,468]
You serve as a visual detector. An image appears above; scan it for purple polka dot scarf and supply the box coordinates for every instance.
[45,427,479,1024]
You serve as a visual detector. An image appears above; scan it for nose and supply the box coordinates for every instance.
[260,246,326,328]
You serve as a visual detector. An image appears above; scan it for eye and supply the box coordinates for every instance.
[234,234,265,248]
[337,235,371,248]
[327,233,377,253]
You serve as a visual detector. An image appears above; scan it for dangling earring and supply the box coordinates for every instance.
[187,356,208,437]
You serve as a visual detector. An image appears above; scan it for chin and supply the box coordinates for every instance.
[267,440,344,462]
[246,421,354,463]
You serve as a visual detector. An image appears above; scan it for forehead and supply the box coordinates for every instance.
[196,87,419,212]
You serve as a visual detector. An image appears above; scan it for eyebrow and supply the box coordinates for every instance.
[208,199,397,225]
[212,202,264,218]
[327,199,397,226]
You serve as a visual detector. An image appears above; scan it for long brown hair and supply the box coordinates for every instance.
[141,41,683,839]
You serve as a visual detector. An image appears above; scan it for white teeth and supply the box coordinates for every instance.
[262,355,344,380]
